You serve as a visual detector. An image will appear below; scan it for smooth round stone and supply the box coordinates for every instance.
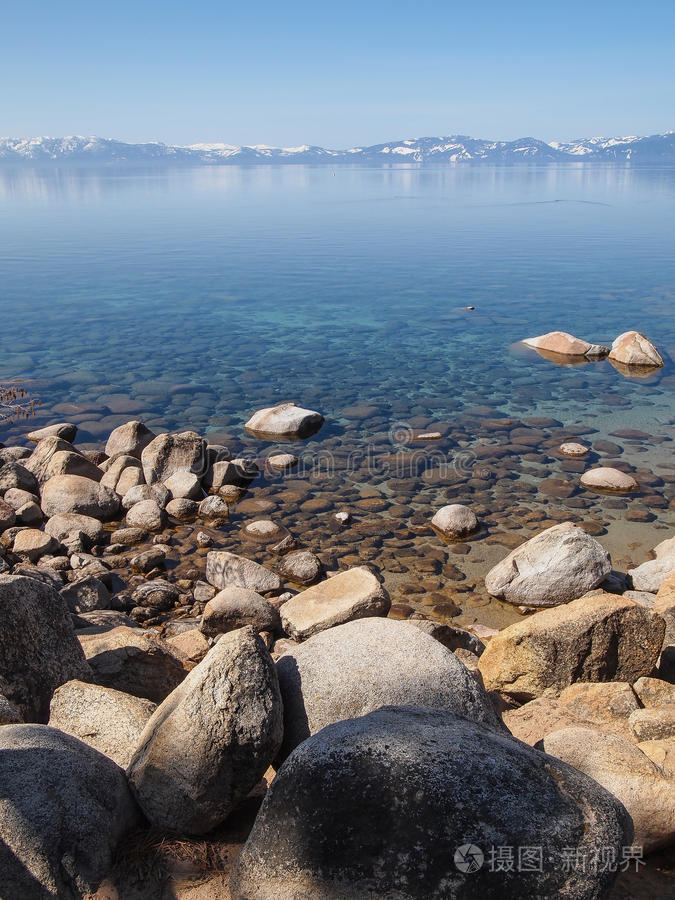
[559,442,589,457]
[581,467,639,493]
[431,504,479,539]
[267,453,299,470]
[244,519,282,539]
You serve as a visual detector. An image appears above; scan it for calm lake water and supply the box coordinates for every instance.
[1,164,674,627]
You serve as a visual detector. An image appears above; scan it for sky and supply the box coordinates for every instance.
[1,0,674,147]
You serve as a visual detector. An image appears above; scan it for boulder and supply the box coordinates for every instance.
[629,536,675,593]
[122,482,169,510]
[26,422,78,443]
[655,573,675,643]
[39,449,103,484]
[206,550,281,593]
[198,494,230,522]
[204,458,258,490]
[49,679,156,767]
[581,466,639,493]
[484,522,611,607]
[45,512,106,545]
[131,579,179,611]
[629,707,675,742]
[231,706,630,900]
[0,498,16,530]
[280,566,390,640]
[165,497,199,520]
[200,586,281,637]
[540,726,674,852]
[523,331,609,357]
[431,503,479,538]
[78,626,187,704]
[245,402,324,440]
[99,454,143,492]
[105,420,156,459]
[164,468,202,500]
[276,617,500,760]
[125,498,166,531]
[11,528,56,562]
[0,724,139,899]
[0,461,39,495]
[608,330,664,368]
[15,501,43,526]
[60,575,111,614]
[141,431,207,485]
[267,452,298,470]
[276,549,322,585]
[127,627,283,834]
[633,676,675,708]
[41,474,120,519]
[0,574,91,721]
[504,681,639,745]
[166,629,210,665]
[478,592,665,700]
[639,738,675,778]
[559,442,589,456]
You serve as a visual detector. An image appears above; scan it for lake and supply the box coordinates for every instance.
[1,163,673,628]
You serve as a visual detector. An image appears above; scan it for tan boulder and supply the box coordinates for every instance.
[166,629,210,666]
[12,529,57,562]
[540,726,675,852]
[48,679,156,767]
[478,592,665,700]
[608,330,664,368]
[633,676,675,708]
[522,331,609,357]
[280,567,390,640]
[245,402,324,440]
[41,474,120,519]
[629,707,675,742]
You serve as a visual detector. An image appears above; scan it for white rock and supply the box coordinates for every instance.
[608,331,664,368]
[245,402,324,439]
[206,550,281,593]
[267,453,299,470]
[581,467,638,493]
[26,423,77,443]
[163,468,203,500]
[523,331,609,357]
[125,499,166,532]
[629,536,675,593]
[431,504,478,538]
[559,442,589,457]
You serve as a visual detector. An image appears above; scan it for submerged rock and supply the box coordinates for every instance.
[431,503,479,538]
[231,706,631,900]
[581,466,639,493]
[276,616,500,760]
[127,627,283,834]
[485,522,611,607]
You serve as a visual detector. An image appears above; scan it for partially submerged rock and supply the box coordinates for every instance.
[485,522,611,607]
[280,566,390,639]
[478,592,665,700]
[245,401,324,440]
[608,330,664,368]
[127,627,283,834]
[430,503,479,538]
[523,331,609,358]
[206,549,281,593]
[629,535,675,593]
[581,466,639,493]
[276,616,500,760]
[231,706,630,899]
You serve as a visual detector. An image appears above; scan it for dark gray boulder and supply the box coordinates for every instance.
[0,574,91,721]
[0,724,139,899]
[231,706,632,900]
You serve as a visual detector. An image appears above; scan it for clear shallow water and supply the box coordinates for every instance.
[1,165,674,628]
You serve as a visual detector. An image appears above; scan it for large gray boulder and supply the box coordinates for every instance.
[276,617,500,760]
[280,566,390,639]
[0,724,139,900]
[245,401,324,440]
[206,549,281,593]
[141,430,207,485]
[485,522,611,607]
[49,679,156,768]
[127,627,283,834]
[41,474,120,519]
[0,574,91,721]
[231,706,631,900]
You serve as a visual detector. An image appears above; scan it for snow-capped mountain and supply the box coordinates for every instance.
[1,132,674,165]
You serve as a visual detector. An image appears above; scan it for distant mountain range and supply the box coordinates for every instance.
[1,132,674,165]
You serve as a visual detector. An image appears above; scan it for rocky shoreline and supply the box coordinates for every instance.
[0,406,674,898]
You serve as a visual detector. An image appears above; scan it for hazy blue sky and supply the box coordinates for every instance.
[2,0,673,146]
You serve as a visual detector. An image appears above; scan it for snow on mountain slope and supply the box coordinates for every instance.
[1,132,674,165]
